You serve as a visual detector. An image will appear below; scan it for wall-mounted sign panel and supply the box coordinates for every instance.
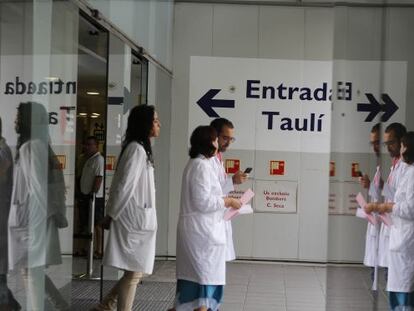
[254,180,297,213]
[189,57,406,154]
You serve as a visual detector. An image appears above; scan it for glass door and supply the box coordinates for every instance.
[72,13,108,280]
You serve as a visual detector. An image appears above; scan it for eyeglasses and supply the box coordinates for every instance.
[369,140,380,146]
[220,135,236,143]
[383,140,398,147]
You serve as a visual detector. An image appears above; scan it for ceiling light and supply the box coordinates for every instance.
[92,113,100,116]
[79,113,87,116]
[91,115,99,118]
[87,91,100,95]
[45,77,59,81]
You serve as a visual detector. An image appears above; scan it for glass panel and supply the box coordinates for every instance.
[72,13,108,284]
[102,33,131,286]
[0,0,79,309]
[85,0,174,69]
[102,34,150,282]
[326,2,413,310]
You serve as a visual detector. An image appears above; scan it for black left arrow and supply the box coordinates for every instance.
[197,89,235,118]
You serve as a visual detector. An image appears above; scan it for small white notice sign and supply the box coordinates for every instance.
[254,180,297,213]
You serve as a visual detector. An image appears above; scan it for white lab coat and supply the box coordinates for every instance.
[387,163,414,292]
[8,140,62,270]
[379,159,405,267]
[363,166,382,267]
[210,155,236,261]
[176,155,227,285]
[103,142,157,274]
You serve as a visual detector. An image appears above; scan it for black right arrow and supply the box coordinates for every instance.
[357,93,382,122]
[381,93,399,122]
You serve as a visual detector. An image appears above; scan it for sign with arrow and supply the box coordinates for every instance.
[189,56,406,154]
[196,89,235,117]
[357,93,399,122]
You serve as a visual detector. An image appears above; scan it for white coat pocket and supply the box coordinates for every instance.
[9,201,29,228]
[140,206,157,232]
[124,202,157,233]
[389,221,414,252]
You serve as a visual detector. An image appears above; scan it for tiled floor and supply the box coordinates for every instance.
[6,257,390,310]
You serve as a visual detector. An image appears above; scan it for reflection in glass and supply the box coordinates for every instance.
[8,102,68,310]
[0,116,20,310]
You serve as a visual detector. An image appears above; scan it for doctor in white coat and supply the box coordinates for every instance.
[175,126,242,311]
[366,131,414,310]
[210,118,247,261]
[8,102,68,310]
[94,105,161,311]
[378,123,407,271]
[359,124,382,277]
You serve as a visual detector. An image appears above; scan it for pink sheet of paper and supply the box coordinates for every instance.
[379,213,393,227]
[223,208,238,221]
[355,192,376,225]
[240,188,255,205]
[224,189,255,221]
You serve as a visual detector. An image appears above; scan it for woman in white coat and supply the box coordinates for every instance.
[175,126,242,311]
[8,102,68,310]
[93,105,161,311]
[366,132,414,310]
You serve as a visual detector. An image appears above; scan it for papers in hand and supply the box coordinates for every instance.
[240,188,255,205]
[355,192,393,227]
[379,213,393,227]
[355,192,377,225]
[224,188,255,221]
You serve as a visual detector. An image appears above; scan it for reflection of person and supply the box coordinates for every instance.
[358,123,383,277]
[377,123,407,271]
[175,126,242,311]
[365,132,414,310]
[8,102,68,310]
[0,117,20,310]
[93,105,161,311]
[79,136,104,257]
[210,118,248,262]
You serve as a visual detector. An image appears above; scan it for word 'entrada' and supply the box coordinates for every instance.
[3,77,77,95]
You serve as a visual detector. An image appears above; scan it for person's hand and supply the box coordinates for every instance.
[378,203,394,214]
[229,198,242,210]
[365,202,378,214]
[224,197,242,209]
[100,215,112,230]
[359,174,370,189]
[232,171,248,184]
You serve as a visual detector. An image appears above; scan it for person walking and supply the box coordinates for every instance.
[92,105,161,311]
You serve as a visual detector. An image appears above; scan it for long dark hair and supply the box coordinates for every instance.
[15,101,49,162]
[120,105,155,164]
[401,132,414,165]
